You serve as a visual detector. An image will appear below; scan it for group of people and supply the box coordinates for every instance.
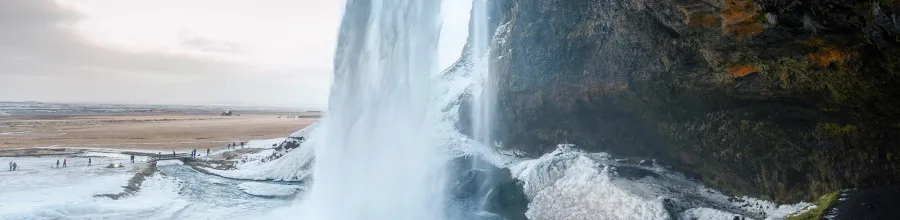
[226,141,247,150]
[56,159,67,168]
[189,148,212,158]
[8,161,17,171]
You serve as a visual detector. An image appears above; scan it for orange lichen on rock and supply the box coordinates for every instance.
[688,11,722,27]
[801,37,824,46]
[720,0,765,39]
[779,72,789,88]
[727,23,766,39]
[721,0,755,25]
[806,47,847,67]
[727,64,759,77]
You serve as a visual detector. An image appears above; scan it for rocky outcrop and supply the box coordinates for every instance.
[489,0,900,203]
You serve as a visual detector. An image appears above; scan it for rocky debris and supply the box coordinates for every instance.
[95,161,157,200]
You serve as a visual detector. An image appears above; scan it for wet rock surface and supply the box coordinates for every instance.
[484,0,900,204]
[448,156,528,220]
[829,189,900,220]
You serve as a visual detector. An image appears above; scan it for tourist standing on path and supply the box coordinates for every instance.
[88,157,92,166]
[130,155,135,163]
[12,162,16,171]
[207,148,210,155]
[56,160,59,168]
[8,161,12,171]
[63,159,67,167]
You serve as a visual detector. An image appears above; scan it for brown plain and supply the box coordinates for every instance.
[0,112,318,150]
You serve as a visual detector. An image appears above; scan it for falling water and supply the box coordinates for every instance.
[468,0,498,214]
[470,1,493,147]
[302,1,447,220]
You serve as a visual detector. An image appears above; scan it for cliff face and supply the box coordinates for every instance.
[491,0,900,202]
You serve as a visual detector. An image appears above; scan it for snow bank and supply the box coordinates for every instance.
[504,145,813,220]
[288,121,319,138]
[238,182,303,197]
[11,174,188,220]
[507,147,670,220]
[201,127,319,181]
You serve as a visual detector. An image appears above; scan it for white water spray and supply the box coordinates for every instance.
[302,1,447,220]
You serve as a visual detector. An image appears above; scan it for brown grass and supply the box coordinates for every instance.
[0,113,318,150]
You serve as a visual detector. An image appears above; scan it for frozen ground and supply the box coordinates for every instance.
[0,149,296,220]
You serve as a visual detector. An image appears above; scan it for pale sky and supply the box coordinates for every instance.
[0,0,341,108]
[0,0,471,108]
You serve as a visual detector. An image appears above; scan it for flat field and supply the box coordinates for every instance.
[0,111,318,151]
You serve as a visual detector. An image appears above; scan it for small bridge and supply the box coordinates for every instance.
[149,153,193,162]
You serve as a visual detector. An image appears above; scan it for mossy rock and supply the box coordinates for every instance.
[786,192,839,220]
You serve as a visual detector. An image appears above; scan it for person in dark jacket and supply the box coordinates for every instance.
[88,157,92,166]
[12,162,16,171]
[56,160,60,168]
[63,159,67,167]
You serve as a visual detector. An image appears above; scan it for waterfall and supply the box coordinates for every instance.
[467,0,499,215]
[470,0,493,148]
[302,1,447,220]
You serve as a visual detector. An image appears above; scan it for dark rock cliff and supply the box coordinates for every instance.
[489,0,900,203]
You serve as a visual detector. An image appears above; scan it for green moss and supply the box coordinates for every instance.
[816,123,858,135]
[785,191,839,220]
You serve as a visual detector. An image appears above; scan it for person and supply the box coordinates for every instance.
[240,142,245,148]
[130,154,135,163]
[63,159,67,167]
[88,157,92,166]
[12,162,16,171]
[172,151,176,156]
[207,148,210,155]
[56,159,60,168]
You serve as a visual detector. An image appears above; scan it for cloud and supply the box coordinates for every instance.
[0,0,250,77]
[0,0,336,108]
[180,35,245,54]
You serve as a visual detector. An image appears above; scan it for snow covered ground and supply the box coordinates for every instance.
[0,150,297,220]
[196,127,318,182]
[0,155,137,217]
